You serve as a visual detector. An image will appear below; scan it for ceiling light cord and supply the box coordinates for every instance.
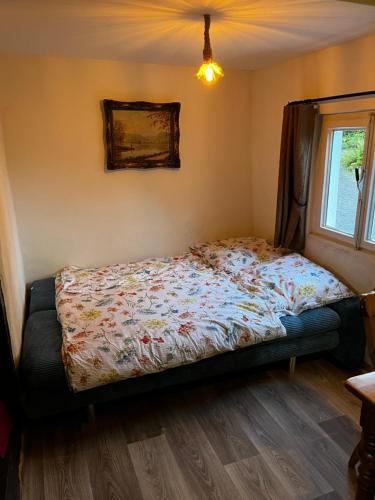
[203,14,212,62]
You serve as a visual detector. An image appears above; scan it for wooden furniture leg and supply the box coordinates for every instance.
[356,403,375,500]
[289,356,296,376]
[346,373,375,500]
[346,292,375,498]
[357,402,375,500]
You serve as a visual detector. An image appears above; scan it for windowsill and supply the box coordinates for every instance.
[306,232,375,295]
[307,231,375,258]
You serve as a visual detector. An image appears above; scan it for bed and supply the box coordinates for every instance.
[19,238,366,418]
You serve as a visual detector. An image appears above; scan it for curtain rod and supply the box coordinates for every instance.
[288,90,375,106]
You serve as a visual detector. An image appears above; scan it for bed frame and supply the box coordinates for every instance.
[19,278,366,418]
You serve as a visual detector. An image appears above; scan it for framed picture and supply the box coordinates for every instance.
[103,100,180,170]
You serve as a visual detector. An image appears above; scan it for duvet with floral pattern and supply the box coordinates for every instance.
[56,253,286,392]
[56,239,354,392]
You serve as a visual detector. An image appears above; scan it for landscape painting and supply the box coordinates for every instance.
[103,100,180,170]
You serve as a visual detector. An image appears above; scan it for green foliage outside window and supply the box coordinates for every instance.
[341,129,365,173]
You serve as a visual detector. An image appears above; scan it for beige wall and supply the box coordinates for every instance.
[0,55,253,285]
[1,34,374,363]
[0,120,25,364]
[249,33,375,294]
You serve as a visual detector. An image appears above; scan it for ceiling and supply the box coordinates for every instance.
[0,0,374,70]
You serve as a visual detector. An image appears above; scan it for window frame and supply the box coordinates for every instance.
[359,114,375,250]
[310,111,375,252]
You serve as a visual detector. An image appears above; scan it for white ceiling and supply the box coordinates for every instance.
[0,0,374,70]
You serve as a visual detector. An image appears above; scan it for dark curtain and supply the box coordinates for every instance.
[274,103,317,251]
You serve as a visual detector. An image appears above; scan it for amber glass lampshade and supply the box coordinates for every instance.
[196,60,224,86]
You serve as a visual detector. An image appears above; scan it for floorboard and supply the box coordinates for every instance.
[128,435,192,500]
[21,424,45,500]
[301,436,357,500]
[225,455,290,500]
[267,369,342,423]
[42,417,93,500]
[312,492,342,500]
[297,360,362,422]
[20,358,361,500]
[192,388,259,465]
[162,408,242,499]
[319,415,361,456]
[84,411,143,500]
[249,376,327,443]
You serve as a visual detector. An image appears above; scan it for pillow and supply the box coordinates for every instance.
[190,237,284,274]
[232,253,354,315]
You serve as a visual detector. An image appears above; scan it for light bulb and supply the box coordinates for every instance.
[205,66,214,82]
[196,60,224,86]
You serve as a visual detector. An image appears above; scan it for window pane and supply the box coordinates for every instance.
[367,189,375,243]
[322,129,364,236]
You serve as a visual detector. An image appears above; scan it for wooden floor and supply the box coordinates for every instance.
[20,358,363,500]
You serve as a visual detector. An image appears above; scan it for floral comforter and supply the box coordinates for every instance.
[56,238,354,392]
[56,254,285,392]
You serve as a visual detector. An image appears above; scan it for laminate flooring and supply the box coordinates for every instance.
[20,358,363,500]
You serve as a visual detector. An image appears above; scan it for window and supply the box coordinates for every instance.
[310,112,375,251]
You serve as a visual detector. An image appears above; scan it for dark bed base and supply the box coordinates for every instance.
[19,279,366,418]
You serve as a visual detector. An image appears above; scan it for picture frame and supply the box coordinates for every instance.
[103,100,181,170]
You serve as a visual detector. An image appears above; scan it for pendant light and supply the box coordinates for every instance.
[196,14,224,86]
